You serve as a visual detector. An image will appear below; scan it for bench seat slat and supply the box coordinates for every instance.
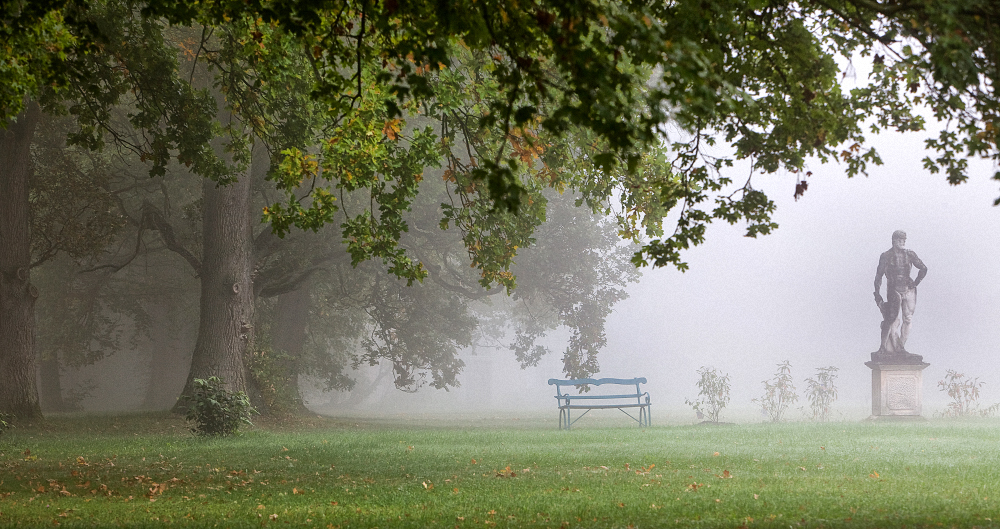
[559,404,648,410]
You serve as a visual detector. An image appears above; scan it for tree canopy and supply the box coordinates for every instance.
[4,0,1000,270]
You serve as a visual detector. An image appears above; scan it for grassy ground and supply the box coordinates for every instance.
[1,413,999,528]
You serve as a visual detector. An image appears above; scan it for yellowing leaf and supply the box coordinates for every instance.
[383,119,402,141]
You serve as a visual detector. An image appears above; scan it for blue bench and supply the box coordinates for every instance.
[547,377,651,430]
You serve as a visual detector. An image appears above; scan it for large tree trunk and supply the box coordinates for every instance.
[173,171,254,410]
[0,102,43,420]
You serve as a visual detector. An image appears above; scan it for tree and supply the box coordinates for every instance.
[0,102,42,419]
[7,0,1000,419]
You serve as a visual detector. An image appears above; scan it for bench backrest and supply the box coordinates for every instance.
[547,378,647,400]
[547,377,647,387]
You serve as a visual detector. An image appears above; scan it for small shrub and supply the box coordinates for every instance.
[937,370,1000,418]
[803,366,839,421]
[685,366,731,423]
[754,361,798,422]
[0,413,12,436]
[184,377,256,436]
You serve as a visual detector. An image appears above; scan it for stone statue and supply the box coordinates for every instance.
[873,230,927,363]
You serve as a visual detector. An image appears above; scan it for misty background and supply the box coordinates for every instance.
[62,120,1000,422]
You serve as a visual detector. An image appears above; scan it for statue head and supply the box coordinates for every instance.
[892,230,906,249]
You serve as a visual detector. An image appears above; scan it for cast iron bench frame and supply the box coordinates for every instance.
[547,377,651,430]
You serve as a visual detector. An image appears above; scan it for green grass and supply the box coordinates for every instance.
[2,413,1000,528]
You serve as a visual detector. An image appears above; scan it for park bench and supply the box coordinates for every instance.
[547,377,651,430]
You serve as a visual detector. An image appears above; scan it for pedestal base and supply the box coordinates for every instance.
[865,359,929,418]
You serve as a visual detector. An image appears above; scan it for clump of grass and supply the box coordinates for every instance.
[0,412,12,436]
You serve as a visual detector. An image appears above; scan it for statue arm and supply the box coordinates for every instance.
[873,253,887,305]
[910,251,927,286]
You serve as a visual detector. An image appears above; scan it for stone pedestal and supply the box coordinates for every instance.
[865,357,929,419]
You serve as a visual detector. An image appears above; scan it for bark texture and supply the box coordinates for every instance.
[0,102,43,419]
[173,172,254,409]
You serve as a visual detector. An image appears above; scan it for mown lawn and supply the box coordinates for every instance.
[1,413,999,528]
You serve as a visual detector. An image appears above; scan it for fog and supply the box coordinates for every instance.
[59,118,1000,424]
[266,124,998,423]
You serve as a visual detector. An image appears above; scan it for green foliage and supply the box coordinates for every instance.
[754,360,798,423]
[685,366,731,423]
[7,0,1000,276]
[0,412,12,435]
[183,377,256,436]
[0,7,75,121]
[937,370,1000,418]
[803,366,839,422]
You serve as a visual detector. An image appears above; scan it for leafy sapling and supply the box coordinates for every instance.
[184,376,257,436]
[0,413,11,436]
[937,370,1000,418]
[803,366,839,421]
[754,361,798,422]
[685,366,731,423]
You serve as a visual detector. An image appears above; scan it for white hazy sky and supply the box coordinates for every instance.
[321,123,1000,422]
[598,126,1000,419]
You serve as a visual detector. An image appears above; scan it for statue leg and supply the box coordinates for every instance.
[898,287,917,349]
[879,291,901,353]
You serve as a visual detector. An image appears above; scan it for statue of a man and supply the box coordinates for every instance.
[873,230,927,359]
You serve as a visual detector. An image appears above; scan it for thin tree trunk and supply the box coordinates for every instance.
[0,102,43,420]
[141,302,193,410]
[173,170,254,410]
[38,352,67,412]
[269,286,311,414]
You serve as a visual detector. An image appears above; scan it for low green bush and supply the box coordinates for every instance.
[183,376,256,436]
[0,412,11,435]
